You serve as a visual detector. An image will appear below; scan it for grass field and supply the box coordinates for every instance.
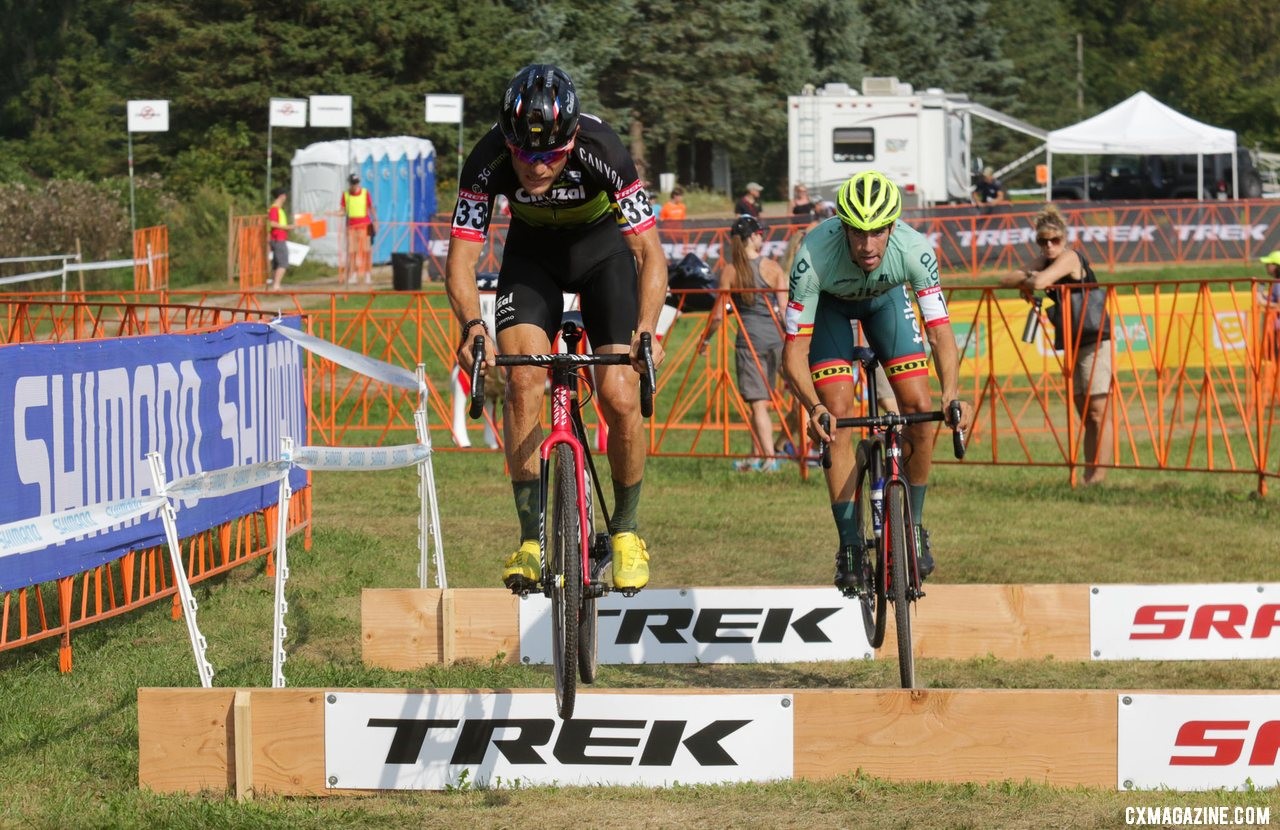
[2,450,1279,829]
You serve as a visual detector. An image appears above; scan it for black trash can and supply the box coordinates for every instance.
[391,252,425,291]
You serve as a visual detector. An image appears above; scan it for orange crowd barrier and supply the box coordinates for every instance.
[132,225,169,290]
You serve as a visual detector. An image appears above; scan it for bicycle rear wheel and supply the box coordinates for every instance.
[853,439,887,649]
[886,482,914,689]
[548,444,581,718]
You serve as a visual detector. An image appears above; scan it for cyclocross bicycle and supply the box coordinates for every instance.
[469,320,655,719]
[820,346,965,689]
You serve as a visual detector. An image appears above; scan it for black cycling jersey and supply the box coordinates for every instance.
[450,114,656,243]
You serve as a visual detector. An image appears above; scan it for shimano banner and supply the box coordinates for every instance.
[0,319,307,591]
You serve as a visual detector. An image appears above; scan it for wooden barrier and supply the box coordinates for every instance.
[360,584,1090,668]
[138,686,1271,794]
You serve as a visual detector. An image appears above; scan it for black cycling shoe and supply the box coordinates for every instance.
[915,526,935,581]
[834,544,859,594]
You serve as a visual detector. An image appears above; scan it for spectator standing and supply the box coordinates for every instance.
[1257,250,1280,359]
[701,215,788,472]
[341,173,377,285]
[267,187,294,291]
[659,186,687,222]
[1000,204,1112,485]
[734,181,763,218]
[790,184,817,221]
[972,166,1008,206]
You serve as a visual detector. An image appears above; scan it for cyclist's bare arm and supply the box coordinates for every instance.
[625,225,667,370]
[445,235,494,373]
[782,335,833,442]
[924,320,974,433]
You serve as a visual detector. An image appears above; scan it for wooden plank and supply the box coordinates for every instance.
[233,690,253,801]
[881,584,1089,660]
[137,687,236,793]
[361,588,518,669]
[793,688,1116,786]
[441,588,456,664]
[249,689,326,796]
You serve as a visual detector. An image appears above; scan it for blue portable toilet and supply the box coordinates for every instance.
[291,137,436,267]
[412,151,437,255]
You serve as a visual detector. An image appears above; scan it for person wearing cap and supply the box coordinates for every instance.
[341,173,377,285]
[1258,250,1280,359]
[701,215,788,472]
[971,166,1008,206]
[734,181,763,218]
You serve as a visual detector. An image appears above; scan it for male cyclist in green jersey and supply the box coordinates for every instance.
[781,171,974,592]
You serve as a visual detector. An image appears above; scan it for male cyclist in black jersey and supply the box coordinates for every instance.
[446,64,667,594]
[781,171,974,592]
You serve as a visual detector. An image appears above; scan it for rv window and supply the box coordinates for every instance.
[832,128,874,163]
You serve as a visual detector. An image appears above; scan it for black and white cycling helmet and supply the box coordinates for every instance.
[499,64,580,152]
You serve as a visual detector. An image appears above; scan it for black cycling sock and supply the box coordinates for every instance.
[609,479,642,534]
[832,502,857,548]
[512,479,540,542]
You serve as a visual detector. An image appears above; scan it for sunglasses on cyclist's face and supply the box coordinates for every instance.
[507,141,574,166]
[1036,234,1065,247]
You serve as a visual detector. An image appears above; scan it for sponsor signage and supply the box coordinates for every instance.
[1117,694,1280,791]
[424,94,463,124]
[0,320,306,591]
[309,95,352,128]
[324,691,794,789]
[1091,584,1280,660]
[518,587,872,665]
[269,97,307,128]
[126,99,169,132]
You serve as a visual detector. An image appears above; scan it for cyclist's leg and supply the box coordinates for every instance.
[864,287,936,577]
[495,257,562,587]
[578,248,649,589]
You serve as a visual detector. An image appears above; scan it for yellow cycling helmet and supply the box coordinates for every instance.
[835,171,902,230]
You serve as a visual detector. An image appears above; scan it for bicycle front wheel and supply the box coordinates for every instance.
[886,482,915,689]
[548,444,581,719]
[853,438,887,649]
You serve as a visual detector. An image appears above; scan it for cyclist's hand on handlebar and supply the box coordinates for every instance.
[457,330,496,375]
[806,405,833,444]
[630,329,665,373]
[945,399,975,434]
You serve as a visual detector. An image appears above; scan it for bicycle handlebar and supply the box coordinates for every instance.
[817,401,967,467]
[466,332,657,420]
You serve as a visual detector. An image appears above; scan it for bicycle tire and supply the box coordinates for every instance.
[853,439,887,649]
[548,444,580,719]
[578,461,599,685]
[886,482,915,689]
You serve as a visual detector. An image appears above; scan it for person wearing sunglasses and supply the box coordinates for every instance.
[446,63,666,594]
[782,171,974,592]
[1000,203,1113,485]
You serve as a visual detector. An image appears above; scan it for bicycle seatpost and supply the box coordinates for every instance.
[468,335,486,419]
[947,400,966,459]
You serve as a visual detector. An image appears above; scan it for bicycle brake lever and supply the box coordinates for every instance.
[468,335,486,419]
[948,400,966,460]
[819,412,832,469]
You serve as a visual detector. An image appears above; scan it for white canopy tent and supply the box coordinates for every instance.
[1045,91,1237,200]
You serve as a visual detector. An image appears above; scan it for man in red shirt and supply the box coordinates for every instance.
[268,188,293,291]
[341,173,377,285]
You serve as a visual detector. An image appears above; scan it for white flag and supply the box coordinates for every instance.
[425,94,463,124]
[269,98,308,128]
[127,100,170,132]
[309,95,352,128]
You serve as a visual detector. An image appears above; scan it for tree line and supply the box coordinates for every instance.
[1,0,1276,205]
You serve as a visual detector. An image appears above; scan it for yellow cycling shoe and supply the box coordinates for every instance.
[610,532,650,591]
[502,540,541,592]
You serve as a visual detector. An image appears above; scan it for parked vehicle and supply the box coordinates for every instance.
[1051,149,1264,200]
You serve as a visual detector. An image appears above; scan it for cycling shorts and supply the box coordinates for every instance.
[495,219,638,348]
[807,285,929,388]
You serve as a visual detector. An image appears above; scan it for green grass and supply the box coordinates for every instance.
[3,453,1280,828]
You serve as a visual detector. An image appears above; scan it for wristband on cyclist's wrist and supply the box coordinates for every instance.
[807,402,827,417]
[458,318,487,348]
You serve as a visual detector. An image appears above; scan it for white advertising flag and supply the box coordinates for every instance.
[309,95,352,128]
[269,97,307,128]
[425,94,463,124]
[127,100,169,132]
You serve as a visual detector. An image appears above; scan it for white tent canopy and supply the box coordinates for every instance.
[1045,91,1237,199]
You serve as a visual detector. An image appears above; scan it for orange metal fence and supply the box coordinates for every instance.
[0,299,311,671]
[132,225,169,290]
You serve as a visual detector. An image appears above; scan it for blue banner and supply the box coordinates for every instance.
[0,319,307,591]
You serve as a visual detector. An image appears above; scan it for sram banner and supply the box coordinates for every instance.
[1117,694,1280,791]
[0,319,307,591]
[518,587,871,665]
[1090,584,1280,660]
[323,691,793,789]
